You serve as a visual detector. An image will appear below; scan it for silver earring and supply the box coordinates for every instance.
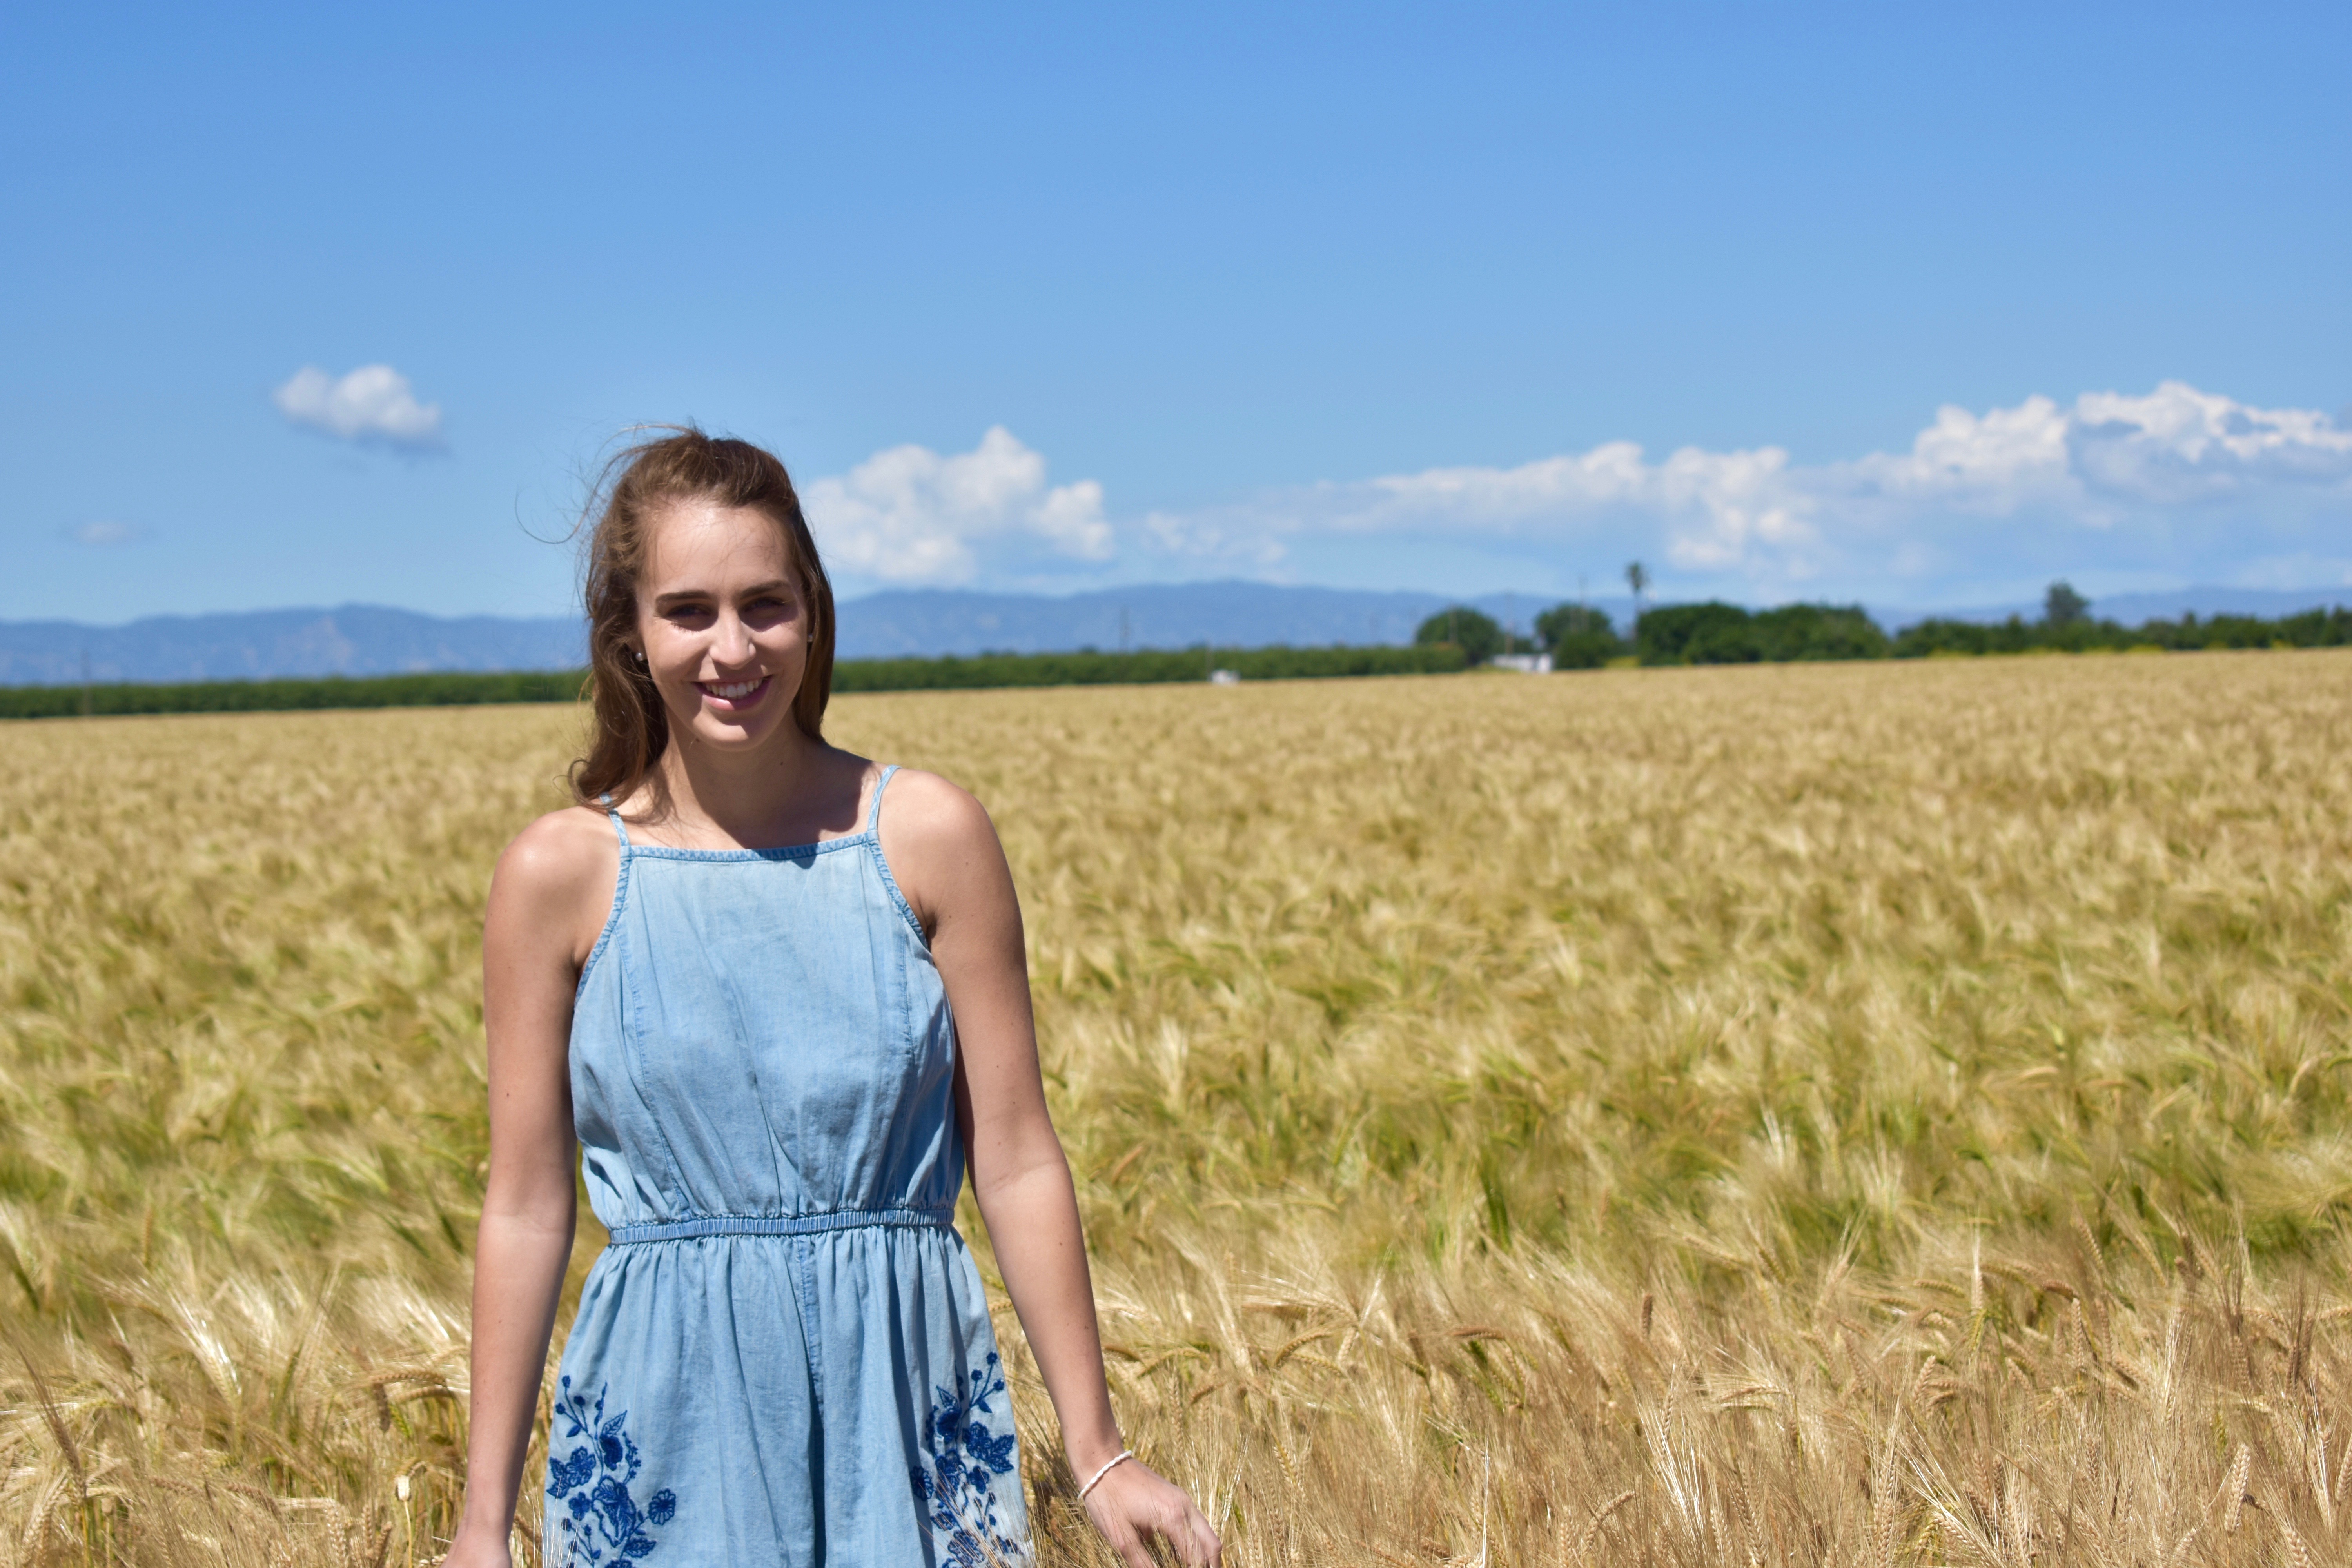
[632,650,646,663]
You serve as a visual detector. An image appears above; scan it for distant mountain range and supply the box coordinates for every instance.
[0,605,587,687]
[2,582,2345,686]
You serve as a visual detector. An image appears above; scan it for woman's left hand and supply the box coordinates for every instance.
[1082,1457,1223,1568]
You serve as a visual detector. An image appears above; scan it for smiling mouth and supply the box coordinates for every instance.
[696,676,771,709]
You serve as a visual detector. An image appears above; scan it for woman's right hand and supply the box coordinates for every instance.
[438,1518,514,1568]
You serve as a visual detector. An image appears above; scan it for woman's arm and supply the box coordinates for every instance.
[447,814,609,1568]
[886,771,1221,1568]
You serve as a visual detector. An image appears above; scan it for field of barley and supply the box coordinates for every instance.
[6,651,2352,1567]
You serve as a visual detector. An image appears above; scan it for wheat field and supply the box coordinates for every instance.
[5,652,2352,1566]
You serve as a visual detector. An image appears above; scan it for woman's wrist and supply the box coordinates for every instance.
[454,1492,517,1541]
[1063,1425,1128,1477]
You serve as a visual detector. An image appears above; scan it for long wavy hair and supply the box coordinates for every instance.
[568,428,835,817]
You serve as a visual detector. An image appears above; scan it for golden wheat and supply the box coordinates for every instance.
[5,652,2352,1565]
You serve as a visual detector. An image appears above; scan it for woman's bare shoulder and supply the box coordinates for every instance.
[878,767,998,851]
[874,769,1010,928]
[494,805,621,907]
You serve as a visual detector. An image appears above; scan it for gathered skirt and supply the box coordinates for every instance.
[543,1216,1031,1567]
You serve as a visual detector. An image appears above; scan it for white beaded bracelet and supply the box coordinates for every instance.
[1078,1449,1134,1500]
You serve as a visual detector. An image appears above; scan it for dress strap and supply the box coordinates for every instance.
[598,792,630,848]
[864,764,900,836]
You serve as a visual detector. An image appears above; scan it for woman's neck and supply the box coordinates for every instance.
[646,728,862,849]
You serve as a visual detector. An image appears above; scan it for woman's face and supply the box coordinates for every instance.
[633,500,811,756]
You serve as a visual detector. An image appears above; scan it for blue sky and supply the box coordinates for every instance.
[5,1,2346,623]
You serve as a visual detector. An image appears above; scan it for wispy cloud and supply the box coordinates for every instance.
[1133,382,2352,600]
[803,426,1110,586]
[65,519,141,546]
[272,364,444,449]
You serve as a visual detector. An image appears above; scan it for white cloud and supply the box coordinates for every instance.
[804,426,1111,585]
[273,364,444,448]
[1126,381,2352,598]
[66,519,138,546]
[1842,395,2075,503]
[2067,381,2352,503]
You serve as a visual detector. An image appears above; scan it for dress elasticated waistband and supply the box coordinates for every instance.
[606,1208,955,1245]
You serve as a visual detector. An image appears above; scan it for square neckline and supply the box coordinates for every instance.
[603,765,897,860]
[574,765,928,1004]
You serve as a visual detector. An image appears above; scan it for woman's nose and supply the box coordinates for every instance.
[711,614,756,666]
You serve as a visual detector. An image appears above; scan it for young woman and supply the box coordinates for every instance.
[447,432,1221,1568]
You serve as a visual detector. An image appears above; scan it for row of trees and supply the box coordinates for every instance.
[1415,580,2352,668]
[0,645,1474,719]
[1413,601,1887,666]
[0,669,587,719]
[1893,603,2352,657]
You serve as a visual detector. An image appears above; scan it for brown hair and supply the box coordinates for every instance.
[569,428,835,815]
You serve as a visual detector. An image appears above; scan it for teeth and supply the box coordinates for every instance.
[706,679,762,699]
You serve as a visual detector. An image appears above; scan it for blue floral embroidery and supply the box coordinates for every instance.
[546,1377,677,1565]
[909,1353,1028,1566]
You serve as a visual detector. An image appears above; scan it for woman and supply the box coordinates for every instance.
[447,431,1221,1568]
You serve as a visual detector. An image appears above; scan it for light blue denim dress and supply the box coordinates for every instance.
[544,766,1033,1567]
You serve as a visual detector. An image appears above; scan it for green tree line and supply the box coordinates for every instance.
[0,670,588,720]
[1413,600,1894,666]
[0,644,1465,720]
[1412,581,2352,668]
[1889,604,2352,656]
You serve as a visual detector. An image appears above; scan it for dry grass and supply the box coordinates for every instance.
[5,652,2352,1565]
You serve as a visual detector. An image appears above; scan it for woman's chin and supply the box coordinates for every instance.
[688,711,783,747]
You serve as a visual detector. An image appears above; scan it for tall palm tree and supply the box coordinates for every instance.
[1625,561,1649,635]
